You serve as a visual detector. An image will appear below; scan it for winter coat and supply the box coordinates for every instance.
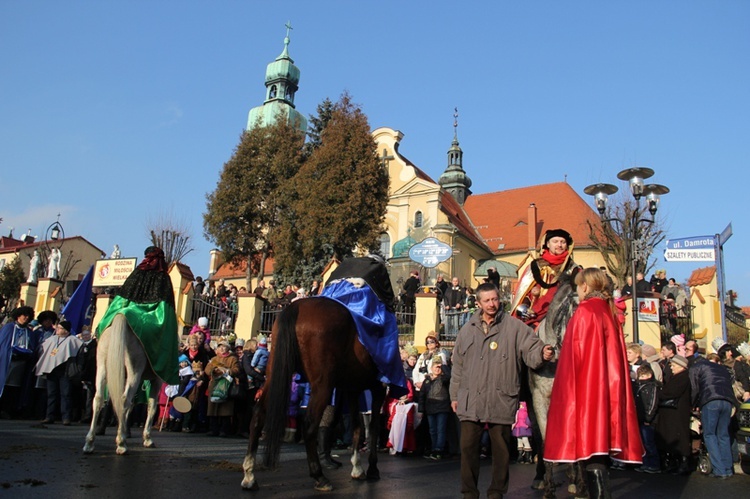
[635,378,660,425]
[205,353,240,417]
[449,310,546,425]
[689,357,736,408]
[656,370,692,457]
[419,373,451,415]
[512,403,533,437]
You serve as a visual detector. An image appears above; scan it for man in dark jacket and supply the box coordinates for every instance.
[450,283,554,499]
[442,277,464,336]
[401,271,420,307]
[689,357,736,478]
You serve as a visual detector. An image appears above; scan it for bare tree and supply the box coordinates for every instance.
[146,209,194,266]
[586,194,666,289]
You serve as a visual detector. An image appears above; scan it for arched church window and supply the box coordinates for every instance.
[285,87,293,100]
[414,211,423,228]
[379,233,391,259]
[269,85,277,99]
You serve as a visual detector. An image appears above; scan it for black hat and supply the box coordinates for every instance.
[544,229,572,247]
[58,320,72,332]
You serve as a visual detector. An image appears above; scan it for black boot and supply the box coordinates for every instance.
[318,426,342,469]
[585,464,611,499]
[674,456,691,475]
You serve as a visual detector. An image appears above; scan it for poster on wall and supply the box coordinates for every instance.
[637,297,660,322]
[93,258,137,287]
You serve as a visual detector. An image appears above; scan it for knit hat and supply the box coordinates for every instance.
[431,356,443,366]
[670,335,685,347]
[671,355,689,370]
[641,344,657,358]
[58,321,72,332]
[178,354,189,363]
[258,335,268,348]
[235,338,245,348]
[198,317,209,328]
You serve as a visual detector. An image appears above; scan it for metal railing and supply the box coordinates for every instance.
[395,303,415,344]
[259,302,284,336]
[188,296,238,337]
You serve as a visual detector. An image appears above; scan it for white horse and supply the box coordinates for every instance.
[83,314,162,455]
[527,277,582,498]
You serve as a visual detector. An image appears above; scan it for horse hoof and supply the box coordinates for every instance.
[82,444,94,454]
[531,479,544,490]
[366,468,380,481]
[567,483,577,494]
[241,478,259,490]
[351,472,366,481]
[116,446,128,455]
[314,480,333,491]
[143,439,154,448]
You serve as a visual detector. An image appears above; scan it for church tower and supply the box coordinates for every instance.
[438,108,472,205]
[247,22,307,133]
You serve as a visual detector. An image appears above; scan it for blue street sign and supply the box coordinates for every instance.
[664,235,716,250]
[664,235,716,262]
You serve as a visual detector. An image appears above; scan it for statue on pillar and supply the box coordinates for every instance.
[27,250,40,284]
[47,248,61,280]
[111,244,121,259]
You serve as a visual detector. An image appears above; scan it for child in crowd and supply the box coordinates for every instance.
[418,356,451,460]
[248,336,269,388]
[634,364,661,473]
[512,401,533,464]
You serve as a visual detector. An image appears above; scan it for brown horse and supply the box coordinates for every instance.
[241,297,387,492]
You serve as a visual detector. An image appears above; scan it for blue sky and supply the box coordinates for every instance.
[1,2,748,304]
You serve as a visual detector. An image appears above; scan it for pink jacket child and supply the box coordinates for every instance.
[511,401,532,438]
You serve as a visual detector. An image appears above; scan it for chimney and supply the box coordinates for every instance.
[527,203,538,251]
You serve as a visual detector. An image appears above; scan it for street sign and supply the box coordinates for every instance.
[664,235,716,262]
[718,223,733,246]
[408,237,452,268]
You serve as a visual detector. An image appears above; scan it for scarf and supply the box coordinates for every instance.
[542,249,569,266]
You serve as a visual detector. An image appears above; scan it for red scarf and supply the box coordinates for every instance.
[542,249,569,266]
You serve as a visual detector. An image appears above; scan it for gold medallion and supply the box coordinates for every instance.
[50,348,58,356]
[490,341,498,350]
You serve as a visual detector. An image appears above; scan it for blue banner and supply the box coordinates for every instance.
[61,265,95,335]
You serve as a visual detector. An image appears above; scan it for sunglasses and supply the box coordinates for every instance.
[426,340,437,344]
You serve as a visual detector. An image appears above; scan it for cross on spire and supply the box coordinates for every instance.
[453,107,459,139]
[379,148,394,169]
[285,21,293,38]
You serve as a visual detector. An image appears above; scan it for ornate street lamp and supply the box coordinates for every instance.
[585,168,669,343]
[45,213,65,250]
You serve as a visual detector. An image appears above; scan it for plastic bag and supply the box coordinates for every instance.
[210,376,231,403]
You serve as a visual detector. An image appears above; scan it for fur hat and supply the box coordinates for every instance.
[671,355,689,370]
[543,229,572,247]
[431,355,443,366]
[198,317,209,328]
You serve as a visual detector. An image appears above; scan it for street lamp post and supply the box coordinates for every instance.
[584,167,669,343]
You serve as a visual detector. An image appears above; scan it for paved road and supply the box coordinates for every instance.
[1,420,748,498]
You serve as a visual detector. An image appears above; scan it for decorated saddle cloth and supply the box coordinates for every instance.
[96,262,179,385]
[320,279,407,397]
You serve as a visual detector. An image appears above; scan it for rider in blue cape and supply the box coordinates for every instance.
[320,255,407,397]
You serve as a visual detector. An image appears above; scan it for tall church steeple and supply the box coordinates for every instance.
[247,22,307,132]
[438,108,472,205]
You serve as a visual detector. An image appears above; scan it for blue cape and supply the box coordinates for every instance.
[320,280,407,397]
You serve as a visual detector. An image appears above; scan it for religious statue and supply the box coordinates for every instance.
[27,250,40,284]
[47,248,61,280]
[111,244,121,259]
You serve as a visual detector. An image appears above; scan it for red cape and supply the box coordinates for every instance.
[544,297,643,463]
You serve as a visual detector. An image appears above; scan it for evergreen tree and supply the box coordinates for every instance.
[203,116,305,287]
[273,93,388,281]
[0,257,25,311]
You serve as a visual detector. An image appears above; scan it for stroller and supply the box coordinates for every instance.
[691,410,712,474]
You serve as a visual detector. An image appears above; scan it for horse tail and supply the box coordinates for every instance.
[261,303,300,469]
[105,314,128,424]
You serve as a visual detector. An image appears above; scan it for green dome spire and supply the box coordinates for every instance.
[438,108,472,205]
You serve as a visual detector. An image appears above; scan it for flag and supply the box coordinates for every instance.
[61,264,94,335]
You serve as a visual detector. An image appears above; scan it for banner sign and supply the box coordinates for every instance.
[408,237,452,268]
[93,258,137,287]
[637,297,660,322]
[664,235,716,262]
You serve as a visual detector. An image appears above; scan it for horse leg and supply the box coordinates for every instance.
[365,385,385,481]
[241,392,267,490]
[142,377,161,448]
[348,395,366,480]
[303,391,333,491]
[83,346,108,454]
[115,371,142,455]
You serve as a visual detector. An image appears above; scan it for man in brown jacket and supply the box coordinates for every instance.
[450,282,553,499]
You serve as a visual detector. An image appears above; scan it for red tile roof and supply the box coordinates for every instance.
[687,266,716,287]
[211,256,275,281]
[462,182,601,255]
